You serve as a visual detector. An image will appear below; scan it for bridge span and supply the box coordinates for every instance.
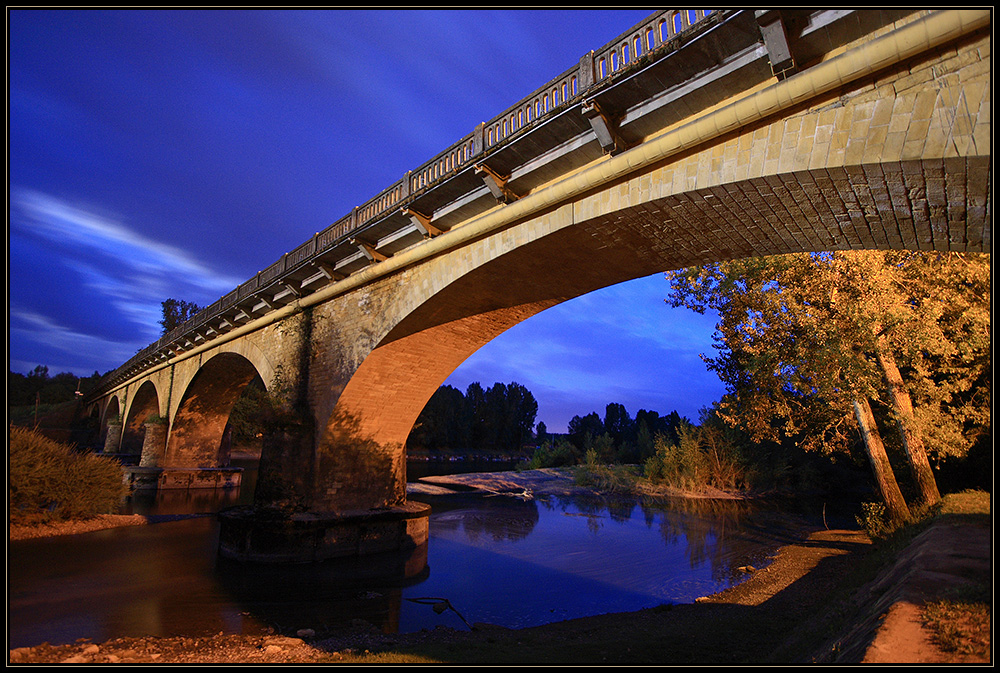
[84,8,991,566]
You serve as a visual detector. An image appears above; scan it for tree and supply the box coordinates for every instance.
[535,421,548,444]
[408,385,471,450]
[464,382,488,448]
[480,382,538,452]
[407,381,538,453]
[667,251,990,517]
[159,298,203,335]
[603,402,633,446]
[567,412,604,450]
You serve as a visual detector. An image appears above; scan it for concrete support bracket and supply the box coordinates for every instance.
[755,9,797,80]
[315,261,345,282]
[474,163,518,204]
[582,98,625,155]
[402,207,443,238]
[352,238,388,263]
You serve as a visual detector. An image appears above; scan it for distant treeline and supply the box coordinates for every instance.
[406,381,690,460]
[8,366,105,407]
[407,382,539,453]
[559,403,688,463]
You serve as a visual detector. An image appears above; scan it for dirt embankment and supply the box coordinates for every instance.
[8,470,991,665]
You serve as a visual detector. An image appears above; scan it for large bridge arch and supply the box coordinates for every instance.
[314,25,991,509]
[322,13,991,462]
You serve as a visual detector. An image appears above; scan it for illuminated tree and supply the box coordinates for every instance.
[667,251,990,518]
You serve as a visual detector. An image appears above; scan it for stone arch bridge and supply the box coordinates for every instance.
[85,8,990,564]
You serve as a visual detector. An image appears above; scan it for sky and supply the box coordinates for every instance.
[8,9,725,432]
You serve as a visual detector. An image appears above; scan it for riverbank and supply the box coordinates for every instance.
[7,474,990,664]
[412,465,752,500]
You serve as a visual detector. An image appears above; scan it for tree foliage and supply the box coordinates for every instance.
[159,298,203,335]
[407,381,538,453]
[665,250,991,511]
[8,366,104,407]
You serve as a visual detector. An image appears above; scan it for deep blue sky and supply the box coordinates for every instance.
[8,9,725,431]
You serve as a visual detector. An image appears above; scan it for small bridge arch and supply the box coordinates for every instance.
[165,351,266,468]
[122,380,161,456]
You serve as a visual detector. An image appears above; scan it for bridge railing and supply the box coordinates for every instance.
[92,8,719,395]
[410,131,480,193]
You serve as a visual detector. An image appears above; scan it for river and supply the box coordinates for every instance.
[7,458,834,649]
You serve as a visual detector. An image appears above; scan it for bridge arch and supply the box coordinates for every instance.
[165,352,264,468]
[122,380,160,456]
[166,339,277,420]
[320,137,987,509]
[99,394,123,451]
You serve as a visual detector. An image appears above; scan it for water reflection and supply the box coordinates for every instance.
[214,547,430,637]
[123,459,258,516]
[394,491,813,632]
[431,494,539,543]
[8,463,824,649]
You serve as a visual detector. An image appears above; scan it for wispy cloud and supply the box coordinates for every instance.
[12,190,242,293]
[9,190,247,372]
[9,309,139,373]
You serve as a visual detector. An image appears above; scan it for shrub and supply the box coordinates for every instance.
[574,459,641,494]
[8,426,128,523]
[855,501,896,540]
[519,438,582,469]
[643,424,748,493]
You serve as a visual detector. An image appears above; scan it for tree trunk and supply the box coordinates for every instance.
[852,398,910,522]
[876,346,941,506]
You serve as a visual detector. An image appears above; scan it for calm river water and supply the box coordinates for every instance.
[8,459,832,649]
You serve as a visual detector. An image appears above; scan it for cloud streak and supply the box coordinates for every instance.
[13,190,241,292]
[9,309,139,376]
[9,190,247,372]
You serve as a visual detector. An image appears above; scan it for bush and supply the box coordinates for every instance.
[574,457,641,494]
[855,501,894,540]
[8,426,128,523]
[643,424,748,493]
[519,438,582,469]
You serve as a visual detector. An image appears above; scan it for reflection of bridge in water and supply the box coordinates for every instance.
[84,9,991,569]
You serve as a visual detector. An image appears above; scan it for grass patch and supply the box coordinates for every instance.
[936,489,991,516]
[573,452,642,494]
[918,491,992,659]
[923,594,991,658]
